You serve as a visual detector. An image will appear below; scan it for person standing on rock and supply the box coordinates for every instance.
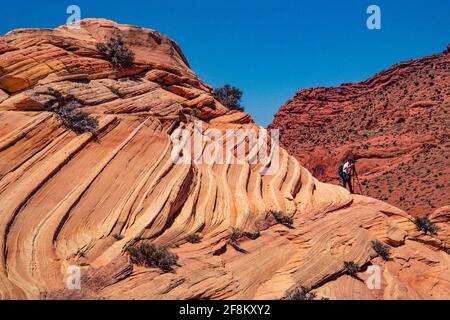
[341,159,355,194]
[338,162,346,188]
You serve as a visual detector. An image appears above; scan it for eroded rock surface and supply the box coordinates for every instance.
[0,19,449,300]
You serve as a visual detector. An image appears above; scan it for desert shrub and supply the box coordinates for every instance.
[113,233,124,241]
[228,228,248,253]
[272,211,293,227]
[414,217,438,235]
[229,227,243,244]
[371,240,390,261]
[38,89,98,135]
[186,233,201,244]
[213,84,244,111]
[344,261,360,278]
[56,103,99,135]
[284,285,317,300]
[97,36,135,68]
[127,243,178,272]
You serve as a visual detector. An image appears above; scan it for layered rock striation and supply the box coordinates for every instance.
[0,19,449,300]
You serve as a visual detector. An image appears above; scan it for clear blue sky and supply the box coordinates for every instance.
[1,0,448,126]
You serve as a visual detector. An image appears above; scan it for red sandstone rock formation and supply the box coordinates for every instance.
[269,49,449,216]
[0,19,449,300]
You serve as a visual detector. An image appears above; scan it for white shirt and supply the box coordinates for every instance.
[343,162,352,175]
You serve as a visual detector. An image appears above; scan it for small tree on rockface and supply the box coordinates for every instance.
[271,211,294,228]
[97,36,135,68]
[371,240,391,261]
[127,243,178,272]
[36,88,98,135]
[228,228,248,253]
[414,217,438,235]
[213,84,244,111]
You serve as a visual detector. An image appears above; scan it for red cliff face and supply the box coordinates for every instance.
[269,48,450,216]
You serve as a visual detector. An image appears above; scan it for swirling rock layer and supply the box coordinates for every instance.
[0,19,449,300]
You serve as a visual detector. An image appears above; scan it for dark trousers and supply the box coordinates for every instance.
[342,174,353,194]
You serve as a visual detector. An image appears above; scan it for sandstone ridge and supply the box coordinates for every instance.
[0,19,449,300]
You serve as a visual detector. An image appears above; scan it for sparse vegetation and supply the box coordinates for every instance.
[284,285,317,300]
[344,261,360,278]
[228,228,247,253]
[97,36,135,68]
[229,227,243,244]
[37,88,99,135]
[414,217,438,235]
[213,84,244,111]
[272,211,293,227]
[371,240,391,260]
[127,243,178,272]
[186,233,201,244]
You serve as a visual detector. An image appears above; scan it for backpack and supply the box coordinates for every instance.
[338,163,344,177]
